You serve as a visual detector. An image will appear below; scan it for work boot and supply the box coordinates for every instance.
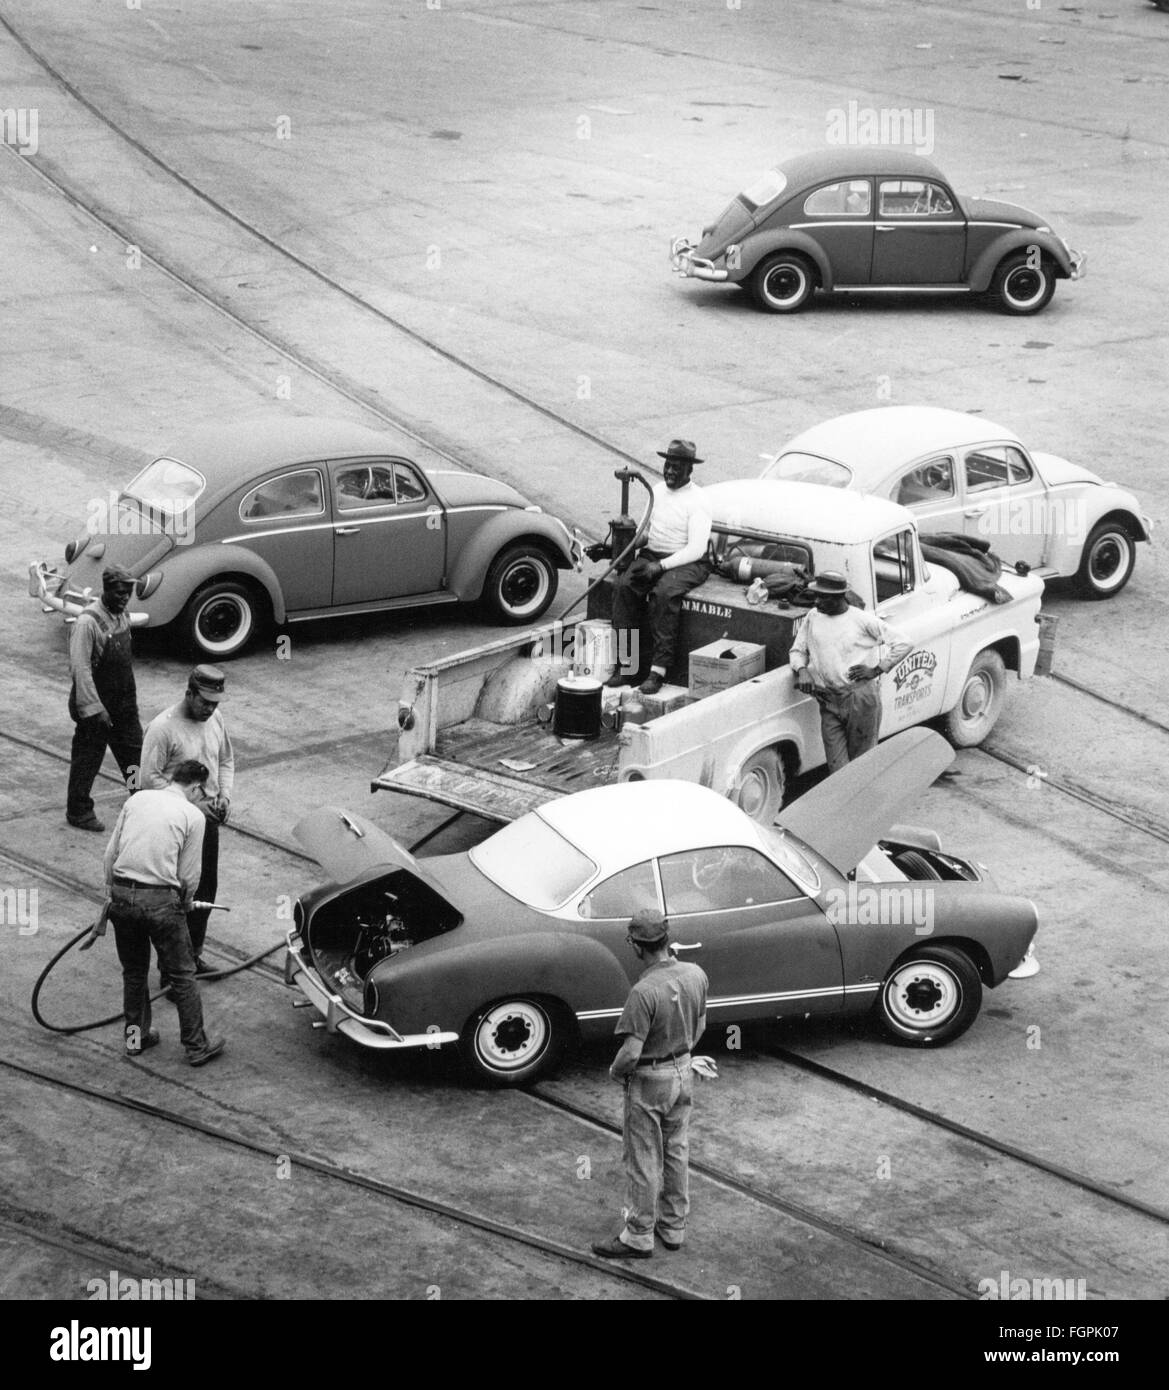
[186,1037,226,1068]
[67,814,106,832]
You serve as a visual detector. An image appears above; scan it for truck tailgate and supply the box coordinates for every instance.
[373,755,560,824]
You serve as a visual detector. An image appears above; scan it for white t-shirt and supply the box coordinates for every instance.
[644,481,711,570]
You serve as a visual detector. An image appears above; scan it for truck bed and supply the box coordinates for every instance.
[375,718,625,823]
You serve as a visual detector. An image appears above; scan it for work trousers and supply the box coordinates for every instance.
[610,557,710,674]
[619,1058,694,1251]
[815,680,881,773]
[110,881,209,1056]
[66,691,142,820]
[187,815,219,958]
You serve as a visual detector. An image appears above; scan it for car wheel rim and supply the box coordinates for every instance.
[884,961,960,1030]
[960,672,993,723]
[1087,532,1130,590]
[474,1001,550,1072]
[196,595,251,652]
[737,763,775,820]
[1005,266,1046,309]
[499,559,550,616]
[765,264,806,306]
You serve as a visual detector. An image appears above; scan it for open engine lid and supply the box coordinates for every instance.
[293,806,447,893]
[777,728,955,877]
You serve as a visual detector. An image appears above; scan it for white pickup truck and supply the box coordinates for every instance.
[377,479,1045,825]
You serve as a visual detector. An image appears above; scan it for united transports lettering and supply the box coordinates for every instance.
[48,1321,152,1370]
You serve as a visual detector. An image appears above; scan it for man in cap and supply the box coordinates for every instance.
[86,757,225,1067]
[592,908,708,1260]
[789,571,914,772]
[606,440,712,697]
[138,666,234,975]
[66,564,143,831]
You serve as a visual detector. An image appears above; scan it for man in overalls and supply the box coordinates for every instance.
[66,564,143,832]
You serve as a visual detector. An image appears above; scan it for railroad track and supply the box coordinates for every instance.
[0,1057,694,1302]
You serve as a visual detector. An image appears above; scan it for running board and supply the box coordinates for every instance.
[372,755,557,824]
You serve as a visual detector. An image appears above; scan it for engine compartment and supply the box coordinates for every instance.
[304,870,461,1012]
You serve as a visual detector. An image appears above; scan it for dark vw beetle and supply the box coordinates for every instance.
[30,418,581,658]
[285,731,1038,1086]
[671,150,1084,315]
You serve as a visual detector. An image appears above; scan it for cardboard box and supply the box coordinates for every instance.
[689,640,767,699]
[639,684,694,719]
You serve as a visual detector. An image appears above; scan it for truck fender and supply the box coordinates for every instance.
[368,931,630,1037]
[968,230,1073,293]
[735,231,834,289]
[446,513,576,602]
[138,542,286,626]
[940,633,1024,710]
[723,726,812,802]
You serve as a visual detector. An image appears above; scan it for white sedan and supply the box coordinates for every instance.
[761,407,1151,598]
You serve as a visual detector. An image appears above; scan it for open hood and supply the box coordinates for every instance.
[293,807,446,892]
[778,728,955,877]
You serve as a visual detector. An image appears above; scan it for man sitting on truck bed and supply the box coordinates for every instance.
[608,439,713,697]
[790,571,914,773]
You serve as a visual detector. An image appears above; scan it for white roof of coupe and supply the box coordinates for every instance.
[537,780,763,870]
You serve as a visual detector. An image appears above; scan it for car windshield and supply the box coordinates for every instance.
[739,168,787,212]
[758,827,821,896]
[469,811,598,911]
[762,452,852,488]
[124,457,206,520]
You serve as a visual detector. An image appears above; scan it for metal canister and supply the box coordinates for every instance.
[553,674,603,739]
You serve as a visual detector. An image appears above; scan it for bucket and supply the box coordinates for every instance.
[573,619,617,681]
[553,675,602,739]
[1035,612,1058,677]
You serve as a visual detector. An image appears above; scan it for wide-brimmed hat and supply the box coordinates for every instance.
[656,439,704,465]
[628,908,670,945]
[189,664,228,702]
[805,571,849,596]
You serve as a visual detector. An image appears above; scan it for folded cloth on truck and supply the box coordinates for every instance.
[920,532,1012,604]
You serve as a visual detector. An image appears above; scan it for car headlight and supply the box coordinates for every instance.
[135,571,162,600]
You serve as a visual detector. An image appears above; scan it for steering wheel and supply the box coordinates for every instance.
[691,849,734,894]
[910,191,930,215]
[922,463,948,491]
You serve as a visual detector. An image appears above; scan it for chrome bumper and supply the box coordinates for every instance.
[283,929,459,1053]
[28,561,149,626]
[1067,249,1086,281]
[670,237,729,282]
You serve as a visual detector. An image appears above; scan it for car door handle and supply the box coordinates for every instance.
[875,224,897,232]
[672,942,703,953]
[963,508,987,518]
[336,526,360,535]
